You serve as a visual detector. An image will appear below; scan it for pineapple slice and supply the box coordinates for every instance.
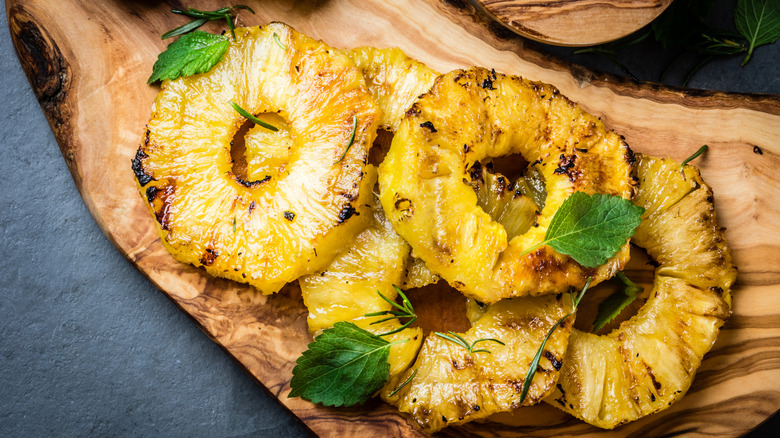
[346,47,439,131]
[379,68,636,304]
[545,154,735,428]
[296,47,438,378]
[244,46,439,183]
[134,24,380,293]
[298,167,423,377]
[383,294,574,432]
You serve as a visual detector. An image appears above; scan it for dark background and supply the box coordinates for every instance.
[1,0,777,436]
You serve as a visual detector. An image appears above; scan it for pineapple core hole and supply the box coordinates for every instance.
[404,282,471,335]
[231,113,292,183]
[573,245,656,334]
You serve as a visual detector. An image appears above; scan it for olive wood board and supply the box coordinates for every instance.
[473,0,673,46]
[7,0,780,436]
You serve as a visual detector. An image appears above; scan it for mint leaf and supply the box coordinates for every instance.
[735,0,780,65]
[148,31,230,84]
[289,322,396,407]
[592,272,644,331]
[539,192,644,268]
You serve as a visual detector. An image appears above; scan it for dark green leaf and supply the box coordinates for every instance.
[148,31,230,84]
[533,192,644,268]
[735,0,780,65]
[289,322,396,407]
[592,272,644,331]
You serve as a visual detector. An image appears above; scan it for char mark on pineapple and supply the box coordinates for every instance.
[337,204,357,223]
[132,148,154,186]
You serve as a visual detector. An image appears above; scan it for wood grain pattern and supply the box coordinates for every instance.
[7,0,780,436]
[475,0,673,46]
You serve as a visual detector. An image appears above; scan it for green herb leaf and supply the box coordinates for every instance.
[148,31,230,84]
[519,277,592,403]
[273,32,288,50]
[162,18,209,40]
[289,321,402,406]
[434,331,505,355]
[229,101,279,131]
[680,144,708,171]
[166,5,256,41]
[521,192,644,268]
[592,272,644,331]
[364,286,417,336]
[335,115,358,164]
[735,0,780,65]
[388,368,417,397]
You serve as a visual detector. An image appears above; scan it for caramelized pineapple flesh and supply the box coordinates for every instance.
[545,154,735,428]
[134,24,380,293]
[384,294,574,433]
[379,68,635,303]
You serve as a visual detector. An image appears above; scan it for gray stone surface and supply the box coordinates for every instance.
[0,1,776,436]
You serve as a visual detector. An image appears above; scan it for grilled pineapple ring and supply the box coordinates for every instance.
[545,154,736,428]
[133,24,380,293]
[379,68,636,304]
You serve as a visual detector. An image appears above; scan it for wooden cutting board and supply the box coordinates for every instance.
[8,0,780,436]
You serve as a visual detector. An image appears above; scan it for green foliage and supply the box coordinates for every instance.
[575,0,777,86]
[148,31,230,84]
[735,0,780,65]
[592,272,644,331]
[162,5,255,40]
[433,331,505,355]
[229,101,279,131]
[523,192,644,268]
[289,322,403,407]
[520,277,592,403]
[364,286,417,336]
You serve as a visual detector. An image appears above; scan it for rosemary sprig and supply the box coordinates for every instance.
[680,144,708,171]
[229,101,278,132]
[388,368,418,397]
[162,5,255,40]
[364,286,417,337]
[519,277,592,403]
[273,32,287,50]
[434,331,505,355]
[334,115,358,164]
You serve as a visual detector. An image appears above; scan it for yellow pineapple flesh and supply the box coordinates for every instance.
[379,68,635,303]
[544,154,735,428]
[298,167,422,378]
[134,24,380,293]
[383,294,574,432]
[346,47,439,132]
[468,162,539,241]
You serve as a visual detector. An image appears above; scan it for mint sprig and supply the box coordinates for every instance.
[521,192,644,268]
[148,31,230,84]
[289,322,406,407]
[592,272,644,331]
